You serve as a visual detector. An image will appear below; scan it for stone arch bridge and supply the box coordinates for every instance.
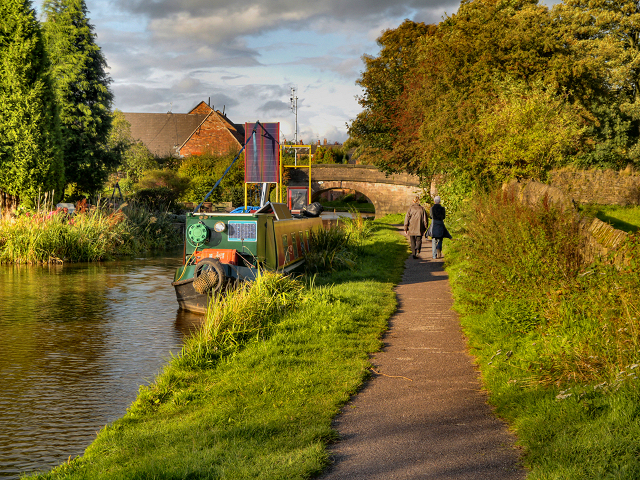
[288,164,422,217]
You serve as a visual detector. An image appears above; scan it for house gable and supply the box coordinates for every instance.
[179,105,245,157]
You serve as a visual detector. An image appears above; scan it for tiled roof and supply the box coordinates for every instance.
[123,112,208,157]
[215,111,245,145]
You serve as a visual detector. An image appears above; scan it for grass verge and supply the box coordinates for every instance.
[26,215,407,479]
[447,190,640,478]
[579,204,640,233]
[318,199,375,213]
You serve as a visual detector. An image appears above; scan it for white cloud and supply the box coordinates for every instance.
[86,0,461,142]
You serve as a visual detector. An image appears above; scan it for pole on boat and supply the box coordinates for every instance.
[193,122,261,214]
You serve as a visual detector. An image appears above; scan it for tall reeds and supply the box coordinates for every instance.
[449,189,640,386]
[176,270,305,370]
[303,210,373,273]
[0,199,181,264]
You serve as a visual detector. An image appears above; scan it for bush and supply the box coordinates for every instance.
[304,227,357,273]
[130,187,179,212]
[178,151,244,204]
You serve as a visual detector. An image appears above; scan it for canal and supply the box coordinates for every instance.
[0,253,202,479]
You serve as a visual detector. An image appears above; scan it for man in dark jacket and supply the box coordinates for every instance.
[403,196,429,259]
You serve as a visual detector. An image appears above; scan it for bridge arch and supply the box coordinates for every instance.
[288,164,422,217]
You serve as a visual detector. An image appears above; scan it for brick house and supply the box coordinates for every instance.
[123,101,245,158]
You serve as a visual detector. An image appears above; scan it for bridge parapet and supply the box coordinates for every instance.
[287,164,422,217]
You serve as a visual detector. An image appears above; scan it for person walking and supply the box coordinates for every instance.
[404,196,429,259]
[427,195,452,259]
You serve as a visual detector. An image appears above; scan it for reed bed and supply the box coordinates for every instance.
[0,201,180,264]
[303,209,374,273]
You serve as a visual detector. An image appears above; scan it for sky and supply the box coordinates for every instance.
[39,0,560,144]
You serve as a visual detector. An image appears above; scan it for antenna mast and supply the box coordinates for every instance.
[290,87,298,166]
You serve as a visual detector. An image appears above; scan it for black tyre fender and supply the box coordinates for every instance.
[193,258,225,293]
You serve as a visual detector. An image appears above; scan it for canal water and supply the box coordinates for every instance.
[0,253,202,479]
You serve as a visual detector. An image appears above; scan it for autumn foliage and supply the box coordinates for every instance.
[349,0,640,186]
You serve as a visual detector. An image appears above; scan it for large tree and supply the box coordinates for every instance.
[347,20,436,166]
[0,0,64,206]
[42,0,114,197]
[395,0,589,182]
[553,0,640,168]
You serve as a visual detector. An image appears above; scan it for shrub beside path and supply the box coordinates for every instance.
[320,228,526,480]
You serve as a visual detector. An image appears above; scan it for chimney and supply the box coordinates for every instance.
[323,138,327,145]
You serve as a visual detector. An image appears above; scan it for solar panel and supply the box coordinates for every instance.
[244,122,280,183]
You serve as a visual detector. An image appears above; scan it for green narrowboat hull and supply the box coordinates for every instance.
[172,203,322,314]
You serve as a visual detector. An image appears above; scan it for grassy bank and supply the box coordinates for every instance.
[447,191,640,478]
[580,204,640,233]
[27,215,407,479]
[319,198,375,213]
[0,202,181,264]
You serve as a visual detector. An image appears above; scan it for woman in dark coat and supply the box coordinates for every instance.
[427,196,452,259]
[403,196,429,259]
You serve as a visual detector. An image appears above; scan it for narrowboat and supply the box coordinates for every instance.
[172,202,323,314]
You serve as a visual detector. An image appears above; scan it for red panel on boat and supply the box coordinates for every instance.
[195,249,238,265]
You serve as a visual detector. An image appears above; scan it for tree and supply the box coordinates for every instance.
[0,0,64,206]
[178,151,245,204]
[553,0,640,168]
[473,80,586,182]
[107,109,158,183]
[395,0,595,183]
[348,20,436,163]
[42,0,114,197]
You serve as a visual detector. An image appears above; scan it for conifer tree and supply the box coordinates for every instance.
[42,0,114,196]
[0,0,64,207]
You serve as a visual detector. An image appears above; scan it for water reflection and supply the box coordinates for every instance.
[0,254,202,479]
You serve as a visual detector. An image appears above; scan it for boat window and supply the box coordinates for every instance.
[282,234,289,263]
[298,231,305,254]
[291,232,298,258]
[305,230,310,251]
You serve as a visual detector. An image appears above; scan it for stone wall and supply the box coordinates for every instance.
[549,168,640,206]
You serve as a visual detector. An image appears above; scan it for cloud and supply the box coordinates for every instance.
[95,0,462,142]
[258,100,290,114]
[117,0,456,42]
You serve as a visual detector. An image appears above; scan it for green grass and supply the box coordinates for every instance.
[26,215,407,479]
[447,191,640,479]
[579,204,640,233]
[319,199,375,213]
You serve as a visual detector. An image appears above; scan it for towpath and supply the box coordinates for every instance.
[320,228,526,480]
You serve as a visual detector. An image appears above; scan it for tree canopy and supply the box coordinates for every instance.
[348,20,436,166]
[42,0,114,197]
[0,0,64,206]
[349,0,640,186]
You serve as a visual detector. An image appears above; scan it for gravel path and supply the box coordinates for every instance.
[320,229,526,480]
